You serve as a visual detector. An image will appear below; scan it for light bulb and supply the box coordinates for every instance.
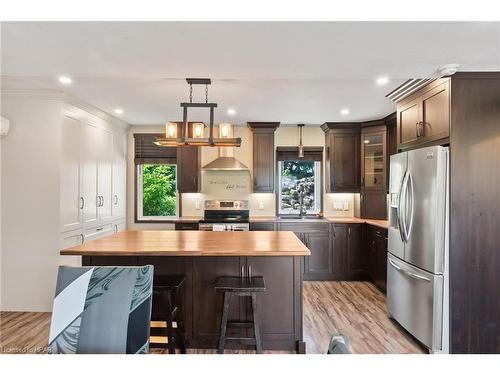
[220,123,230,138]
[193,123,204,138]
[166,122,177,138]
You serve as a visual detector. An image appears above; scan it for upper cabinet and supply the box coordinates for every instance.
[361,123,387,192]
[60,106,127,233]
[321,123,360,193]
[397,78,450,150]
[248,122,280,193]
[177,145,201,193]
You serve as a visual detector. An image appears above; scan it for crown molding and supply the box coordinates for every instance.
[1,88,129,129]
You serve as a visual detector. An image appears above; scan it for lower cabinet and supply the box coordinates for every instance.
[189,256,302,351]
[332,223,365,280]
[249,222,276,231]
[366,225,388,292]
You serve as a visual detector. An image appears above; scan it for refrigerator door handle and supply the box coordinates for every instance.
[389,258,432,283]
[405,172,414,241]
[399,170,410,242]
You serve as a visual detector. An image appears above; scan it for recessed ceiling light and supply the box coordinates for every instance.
[227,108,236,115]
[340,108,350,115]
[376,76,389,85]
[114,108,124,115]
[58,76,72,85]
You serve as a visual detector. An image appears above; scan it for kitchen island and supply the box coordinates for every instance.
[60,230,310,353]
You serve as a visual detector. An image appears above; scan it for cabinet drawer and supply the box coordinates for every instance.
[250,222,275,231]
[175,222,199,231]
[278,222,330,233]
[84,223,114,242]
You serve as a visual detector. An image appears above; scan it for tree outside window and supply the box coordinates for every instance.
[137,164,177,219]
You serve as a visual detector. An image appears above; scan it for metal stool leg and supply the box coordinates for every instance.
[218,291,231,354]
[251,292,262,354]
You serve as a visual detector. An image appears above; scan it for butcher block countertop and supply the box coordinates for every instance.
[60,230,311,257]
[250,216,389,229]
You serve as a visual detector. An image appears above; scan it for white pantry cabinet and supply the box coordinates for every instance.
[60,106,127,236]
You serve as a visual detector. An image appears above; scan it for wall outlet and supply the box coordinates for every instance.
[258,202,264,210]
[333,202,343,211]
[343,202,349,211]
[195,200,201,210]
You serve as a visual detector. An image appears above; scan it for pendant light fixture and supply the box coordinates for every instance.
[155,78,242,148]
[297,124,305,158]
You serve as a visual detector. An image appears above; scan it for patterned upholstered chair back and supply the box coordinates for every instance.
[48,265,154,354]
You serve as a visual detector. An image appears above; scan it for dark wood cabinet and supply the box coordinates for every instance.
[175,222,199,230]
[397,79,450,151]
[248,122,280,193]
[249,222,276,231]
[360,123,388,220]
[303,231,332,277]
[177,145,201,193]
[246,256,302,346]
[331,224,347,279]
[366,225,388,292]
[321,123,361,193]
[346,224,364,278]
[360,190,387,220]
[278,222,332,280]
[191,257,244,344]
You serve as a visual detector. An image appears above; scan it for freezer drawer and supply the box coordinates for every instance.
[387,254,444,352]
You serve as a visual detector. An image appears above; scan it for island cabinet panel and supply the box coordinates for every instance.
[246,256,302,347]
[191,257,245,346]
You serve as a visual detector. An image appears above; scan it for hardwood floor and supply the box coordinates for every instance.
[303,281,425,354]
[0,281,424,354]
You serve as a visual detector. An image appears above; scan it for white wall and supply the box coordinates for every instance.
[1,95,62,312]
[126,124,355,228]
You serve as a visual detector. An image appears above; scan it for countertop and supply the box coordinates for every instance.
[250,216,389,229]
[60,230,311,257]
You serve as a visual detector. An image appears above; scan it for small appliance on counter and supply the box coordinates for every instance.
[199,200,250,231]
[387,145,449,353]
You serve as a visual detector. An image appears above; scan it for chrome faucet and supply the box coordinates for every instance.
[298,182,306,218]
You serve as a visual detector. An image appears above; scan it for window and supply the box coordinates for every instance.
[137,164,178,220]
[278,160,322,215]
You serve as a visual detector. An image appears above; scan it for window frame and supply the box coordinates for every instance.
[277,159,323,216]
[135,163,179,222]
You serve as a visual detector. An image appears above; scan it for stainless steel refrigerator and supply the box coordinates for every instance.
[387,145,449,353]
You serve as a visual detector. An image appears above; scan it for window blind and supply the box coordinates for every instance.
[134,133,177,164]
[276,146,323,162]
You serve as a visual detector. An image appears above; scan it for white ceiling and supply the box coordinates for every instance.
[1,22,499,125]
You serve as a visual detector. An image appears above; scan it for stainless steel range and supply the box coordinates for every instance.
[198,200,250,231]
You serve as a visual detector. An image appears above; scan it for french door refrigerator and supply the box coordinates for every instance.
[387,145,449,353]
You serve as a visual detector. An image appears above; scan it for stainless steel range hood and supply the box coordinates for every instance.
[202,123,249,171]
[202,156,249,171]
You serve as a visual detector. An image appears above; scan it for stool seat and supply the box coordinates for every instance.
[154,275,186,290]
[215,276,266,292]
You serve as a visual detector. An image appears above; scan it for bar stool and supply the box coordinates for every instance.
[150,275,187,354]
[215,275,266,354]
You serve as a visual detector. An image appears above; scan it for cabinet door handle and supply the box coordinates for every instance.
[248,265,252,280]
[114,195,118,205]
[101,196,104,207]
[114,224,118,233]
[80,197,84,210]
[348,227,351,236]
[96,227,104,232]
[96,196,101,207]
[253,177,257,188]
[80,234,84,244]
[241,266,245,280]
[332,226,336,238]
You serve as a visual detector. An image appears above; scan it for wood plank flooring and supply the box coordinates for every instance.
[0,281,425,354]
